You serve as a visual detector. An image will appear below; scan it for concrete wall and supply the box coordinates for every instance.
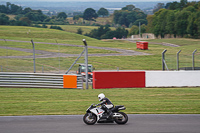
[92,71,200,89]
[146,71,200,87]
[93,71,145,89]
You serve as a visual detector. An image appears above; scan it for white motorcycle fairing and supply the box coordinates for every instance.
[83,104,128,125]
[90,107,105,121]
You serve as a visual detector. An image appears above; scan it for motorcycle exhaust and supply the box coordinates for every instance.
[112,113,123,118]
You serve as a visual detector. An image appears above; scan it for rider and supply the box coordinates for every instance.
[96,93,114,118]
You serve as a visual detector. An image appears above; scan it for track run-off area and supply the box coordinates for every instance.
[0,39,150,59]
[1,114,200,133]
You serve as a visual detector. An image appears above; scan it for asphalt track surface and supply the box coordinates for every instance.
[0,39,150,59]
[1,114,200,133]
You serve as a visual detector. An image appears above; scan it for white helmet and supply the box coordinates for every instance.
[98,93,105,101]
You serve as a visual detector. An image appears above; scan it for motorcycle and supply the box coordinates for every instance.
[83,104,128,125]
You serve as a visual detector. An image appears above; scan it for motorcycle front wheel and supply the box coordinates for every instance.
[83,113,97,125]
[114,112,128,124]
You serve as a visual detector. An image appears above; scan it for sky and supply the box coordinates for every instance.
[3,0,200,2]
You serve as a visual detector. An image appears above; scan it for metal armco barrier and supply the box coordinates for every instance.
[0,72,83,89]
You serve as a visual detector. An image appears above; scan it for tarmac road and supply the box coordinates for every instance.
[0,39,150,59]
[0,114,200,133]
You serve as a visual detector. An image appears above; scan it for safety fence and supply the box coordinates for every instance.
[162,49,200,71]
[0,39,85,74]
[0,72,83,89]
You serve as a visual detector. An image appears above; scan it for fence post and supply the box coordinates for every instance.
[31,40,36,73]
[42,66,44,73]
[65,48,85,74]
[177,50,181,71]
[192,49,197,70]
[83,39,88,90]
[162,49,167,71]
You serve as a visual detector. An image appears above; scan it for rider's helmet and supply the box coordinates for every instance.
[98,93,105,101]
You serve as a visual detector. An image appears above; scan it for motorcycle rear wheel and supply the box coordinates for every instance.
[83,113,97,125]
[114,112,128,124]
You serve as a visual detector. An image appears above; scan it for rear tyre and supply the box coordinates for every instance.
[83,113,97,125]
[114,112,128,124]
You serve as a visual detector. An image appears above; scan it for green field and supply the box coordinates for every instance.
[1,25,199,72]
[0,87,199,116]
[58,25,116,34]
[58,25,99,34]
[0,25,200,115]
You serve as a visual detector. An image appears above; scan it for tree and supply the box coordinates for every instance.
[77,28,83,35]
[102,27,128,39]
[97,8,109,17]
[168,2,180,10]
[187,12,196,37]
[133,19,147,26]
[152,9,164,37]
[83,8,98,21]
[166,10,176,35]
[165,2,172,9]
[153,3,165,13]
[73,14,83,21]
[87,25,111,39]
[10,4,22,14]
[19,17,31,25]
[50,25,63,30]
[0,13,9,25]
[117,11,129,27]
[113,9,147,27]
[128,25,139,36]
[180,0,188,9]
[195,11,200,37]
[187,11,200,38]
[146,15,154,32]
[57,12,67,19]
[122,5,135,11]
[158,9,169,38]
[0,5,7,13]
[23,7,32,14]
[25,10,47,22]
[182,6,196,12]
[175,10,191,37]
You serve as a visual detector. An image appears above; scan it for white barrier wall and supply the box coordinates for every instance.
[146,71,200,87]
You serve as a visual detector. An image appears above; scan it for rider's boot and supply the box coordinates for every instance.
[106,109,113,119]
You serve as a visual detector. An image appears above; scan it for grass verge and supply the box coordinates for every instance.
[0,87,199,116]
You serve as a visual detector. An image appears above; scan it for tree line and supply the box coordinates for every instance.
[113,5,147,28]
[0,2,132,39]
[83,25,128,40]
[0,2,70,26]
[147,0,200,38]
[1,0,199,39]
[0,2,110,25]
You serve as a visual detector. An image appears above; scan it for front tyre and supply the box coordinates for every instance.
[114,112,128,124]
[83,113,97,125]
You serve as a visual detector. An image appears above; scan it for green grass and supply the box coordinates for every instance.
[0,26,200,116]
[0,48,32,56]
[58,25,99,34]
[0,41,117,55]
[146,38,200,46]
[58,25,116,35]
[0,25,200,72]
[0,87,199,116]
